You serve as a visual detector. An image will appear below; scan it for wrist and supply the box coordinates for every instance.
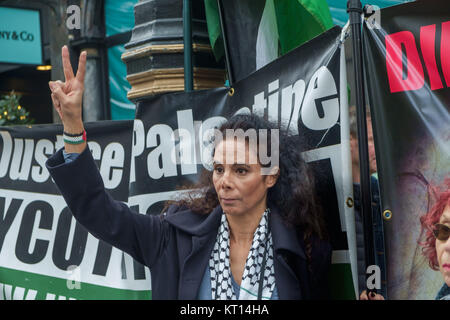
[63,128,87,154]
[63,120,84,134]
[64,141,86,154]
[64,129,86,144]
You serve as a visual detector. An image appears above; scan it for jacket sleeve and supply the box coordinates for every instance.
[46,146,173,268]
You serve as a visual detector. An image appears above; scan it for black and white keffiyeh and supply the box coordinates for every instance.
[209,208,275,300]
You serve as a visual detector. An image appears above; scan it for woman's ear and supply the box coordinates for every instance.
[264,166,280,188]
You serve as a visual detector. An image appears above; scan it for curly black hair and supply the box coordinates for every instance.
[166,113,326,240]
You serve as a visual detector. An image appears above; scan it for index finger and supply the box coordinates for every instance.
[62,45,75,81]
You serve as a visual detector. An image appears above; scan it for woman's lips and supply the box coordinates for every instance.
[443,264,450,270]
[221,198,237,205]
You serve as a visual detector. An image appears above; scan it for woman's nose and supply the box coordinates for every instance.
[221,170,233,189]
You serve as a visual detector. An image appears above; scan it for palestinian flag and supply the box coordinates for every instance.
[204,0,334,82]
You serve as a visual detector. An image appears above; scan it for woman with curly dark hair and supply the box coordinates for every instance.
[419,178,450,300]
[45,46,331,300]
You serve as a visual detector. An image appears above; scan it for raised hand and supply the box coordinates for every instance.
[49,45,86,134]
[49,45,87,153]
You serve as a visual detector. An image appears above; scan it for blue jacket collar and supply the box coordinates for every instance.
[165,204,306,260]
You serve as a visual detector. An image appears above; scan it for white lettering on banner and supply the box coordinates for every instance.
[175,109,197,175]
[0,283,37,300]
[0,132,126,188]
[0,282,79,300]
[9,139,34,181]
[88,141,102,160]
[252,91,267,118]
[55,135,64,152]
[268,80,280,124]
[282,79,306,134]
[99,143,124,189]
[146,124,177,179]
[32,139,54,183]
[45,293,76,300]
[133,65,340,180]
[302,66,340,130]
[252,68,338,134]
[130,120,145,184]
[0,131,12,178]
[0,189,151,291]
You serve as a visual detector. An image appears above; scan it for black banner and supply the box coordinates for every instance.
[363,0,450,300]
[0,25,358,299]
[0,121,152,299]
[0,121,133,201]
[132,26,359,299]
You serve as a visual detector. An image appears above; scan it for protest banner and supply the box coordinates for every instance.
[0,121,153,299]
[0,26,357,300]
[131,26,358,299]
[363,0,450,299]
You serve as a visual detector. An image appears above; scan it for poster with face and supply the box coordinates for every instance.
[363,0,450,299]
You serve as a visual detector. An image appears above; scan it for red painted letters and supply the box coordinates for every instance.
[385,21,450,93]
[441,21,450,87]
[420,24,443,91]
[386,31,424,93]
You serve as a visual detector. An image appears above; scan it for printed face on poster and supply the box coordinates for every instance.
[363,0,450,300]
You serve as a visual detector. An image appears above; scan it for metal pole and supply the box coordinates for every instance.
[183,0,193,92]
[216,0,234,86]
[347,0,376,295]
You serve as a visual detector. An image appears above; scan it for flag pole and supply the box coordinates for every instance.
[216,0,234,86]
[347,0,376,296]
[183,0,193,92]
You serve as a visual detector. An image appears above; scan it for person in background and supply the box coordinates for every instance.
[419,178,450,300]
[349,105,386,300]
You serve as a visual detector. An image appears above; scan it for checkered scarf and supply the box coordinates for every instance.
[209,208,275,300]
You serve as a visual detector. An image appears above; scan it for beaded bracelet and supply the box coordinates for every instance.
[63,129,86,145]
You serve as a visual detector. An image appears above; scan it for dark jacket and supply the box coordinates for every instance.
[46,147,332,300]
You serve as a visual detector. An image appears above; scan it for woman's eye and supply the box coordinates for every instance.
[214,167,223,173]
[237,168,247,174]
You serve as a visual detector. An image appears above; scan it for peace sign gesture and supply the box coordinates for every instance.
[49,45,86,134]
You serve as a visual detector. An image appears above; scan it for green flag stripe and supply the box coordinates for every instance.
[204,0,223,61]
[274,0,334,54]
[0,267,151,300]
[204,0,334,61]
[297,0,334,31]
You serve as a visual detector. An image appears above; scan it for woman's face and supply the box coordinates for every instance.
[436,204,450,286]
[212,138,277,217]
